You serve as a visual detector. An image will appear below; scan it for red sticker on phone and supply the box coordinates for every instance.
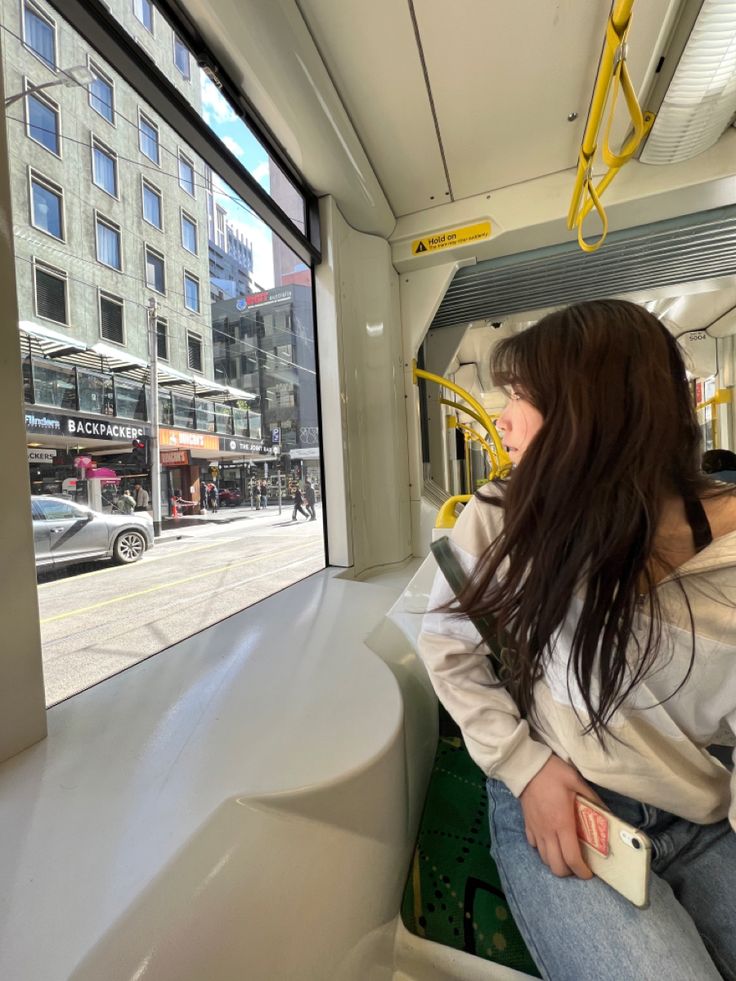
[575,799,609,857]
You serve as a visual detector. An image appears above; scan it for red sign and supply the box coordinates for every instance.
[160,448,191,467]
[246,291,269,306]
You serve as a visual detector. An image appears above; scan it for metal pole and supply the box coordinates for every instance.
[147,297,162,537]
[278,470,282,515]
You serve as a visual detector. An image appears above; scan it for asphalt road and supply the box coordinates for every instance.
[37,508,325,705]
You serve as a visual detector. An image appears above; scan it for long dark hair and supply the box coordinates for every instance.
[458,299,713,740]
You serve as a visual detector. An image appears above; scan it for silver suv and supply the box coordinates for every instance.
[31,497,154,571]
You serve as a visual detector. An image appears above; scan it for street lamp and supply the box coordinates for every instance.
[4,65,95,107]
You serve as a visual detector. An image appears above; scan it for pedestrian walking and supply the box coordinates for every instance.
[260,480,268,509]
[291,486,310,521]
[207,482,219,513]
[304,480,317,520]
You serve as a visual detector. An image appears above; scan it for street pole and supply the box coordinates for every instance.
[147,297,162,538]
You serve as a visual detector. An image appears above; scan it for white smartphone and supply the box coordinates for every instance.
[575,794,653,908]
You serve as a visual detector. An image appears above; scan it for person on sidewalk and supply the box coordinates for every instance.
[292,486,310,521]
[118,489,136,514]
[133,483,149,512]
[304,480,317,520]
[260,480,268,509]
[207,482,219,513]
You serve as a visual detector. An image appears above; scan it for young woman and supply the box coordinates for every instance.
[418,299,736,981]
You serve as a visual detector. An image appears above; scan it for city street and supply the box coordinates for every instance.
[37,506,325,705]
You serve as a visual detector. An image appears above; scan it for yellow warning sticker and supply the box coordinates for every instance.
[411,221,491,256]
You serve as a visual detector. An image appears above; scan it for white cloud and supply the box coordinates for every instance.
[199,73,237,126]
[222,136,245,159]
[251,160,270,188]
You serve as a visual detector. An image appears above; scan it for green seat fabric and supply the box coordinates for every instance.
[401,737,540,977]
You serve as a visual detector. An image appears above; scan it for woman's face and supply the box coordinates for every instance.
[495,388,543,462]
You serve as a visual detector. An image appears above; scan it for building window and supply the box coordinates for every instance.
[138,112,160,165]
[26,87,60,156]
[142,180,162,229]
[34,260,67,324]
[173,36,190,79]
[178,151,195,196]
[95,214,122,270]
[30,171,64,240]
[215,205,226,248]
[99,291,124,344]
[89,62,115,124]
[187,332,203,372]
[145,245,165,293]
[23,1,56,69]
[181,211,197,254]
[184,272,200,312]
[156,317,168,360]
[92,138,118,197]
[133,0,154,33]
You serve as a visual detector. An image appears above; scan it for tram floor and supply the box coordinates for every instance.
[36,512,325,705]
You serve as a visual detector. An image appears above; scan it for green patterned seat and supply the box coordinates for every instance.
[401,737,540,977]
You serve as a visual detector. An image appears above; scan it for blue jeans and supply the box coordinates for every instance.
[487,778,736,981]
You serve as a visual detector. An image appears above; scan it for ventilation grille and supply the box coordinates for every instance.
[430,206,736,330]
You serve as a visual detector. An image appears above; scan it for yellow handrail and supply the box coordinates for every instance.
[436,495,472,529]
[456,421,509,479]
[413,363,511,469]
[567,0,654,253]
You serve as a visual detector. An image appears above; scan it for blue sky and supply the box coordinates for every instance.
[199,74,275,289]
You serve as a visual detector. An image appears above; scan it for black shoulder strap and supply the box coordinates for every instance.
[430,536,506,674]
[683,495,713,553]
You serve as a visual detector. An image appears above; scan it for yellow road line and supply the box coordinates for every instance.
[40,540,317,624]
[36,538,240,588]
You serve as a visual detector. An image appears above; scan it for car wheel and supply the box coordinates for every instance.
[113,530,146,564]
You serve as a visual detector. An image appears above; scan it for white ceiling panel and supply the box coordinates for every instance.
[297,0,449,216]
[414,0,676,201]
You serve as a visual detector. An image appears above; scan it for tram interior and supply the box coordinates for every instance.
[1,0,735,978]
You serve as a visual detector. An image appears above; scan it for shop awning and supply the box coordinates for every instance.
[19,321,256,402]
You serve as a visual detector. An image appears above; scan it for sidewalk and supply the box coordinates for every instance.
[160,502,314,538]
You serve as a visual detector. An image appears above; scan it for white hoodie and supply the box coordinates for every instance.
[418,488,736,829]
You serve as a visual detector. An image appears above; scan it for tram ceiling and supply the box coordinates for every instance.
[429,206,736,331]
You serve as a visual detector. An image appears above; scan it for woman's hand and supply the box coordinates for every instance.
[519,755,604,879]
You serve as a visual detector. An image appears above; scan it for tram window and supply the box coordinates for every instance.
[3,0,323,707]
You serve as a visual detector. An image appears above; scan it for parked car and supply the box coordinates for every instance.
[217,488,242,507]
[31,496,154,571]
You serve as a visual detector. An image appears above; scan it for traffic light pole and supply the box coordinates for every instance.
[147,297,162,538]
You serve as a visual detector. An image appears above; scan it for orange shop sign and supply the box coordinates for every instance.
[159,428,219,452]
[160,448,191,466]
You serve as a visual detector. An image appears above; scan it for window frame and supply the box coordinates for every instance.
[33,257,68,326]
[137,109,160,166]
[94,211,123,271]
[156,317,169,362]
[144,243,166,295]
[141,177,163,231]
[180,209,198,255]
[22,0,58,71]
[183,271,200,313]
[91,135,118,199]
[87,57,116,125]
[28,168,65,242]
[97,289,125,346]
[132,0,154,34]
[177,149,195,197]
[173,35,190,80]
[24,78,61,157]
[186,330,203,373]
